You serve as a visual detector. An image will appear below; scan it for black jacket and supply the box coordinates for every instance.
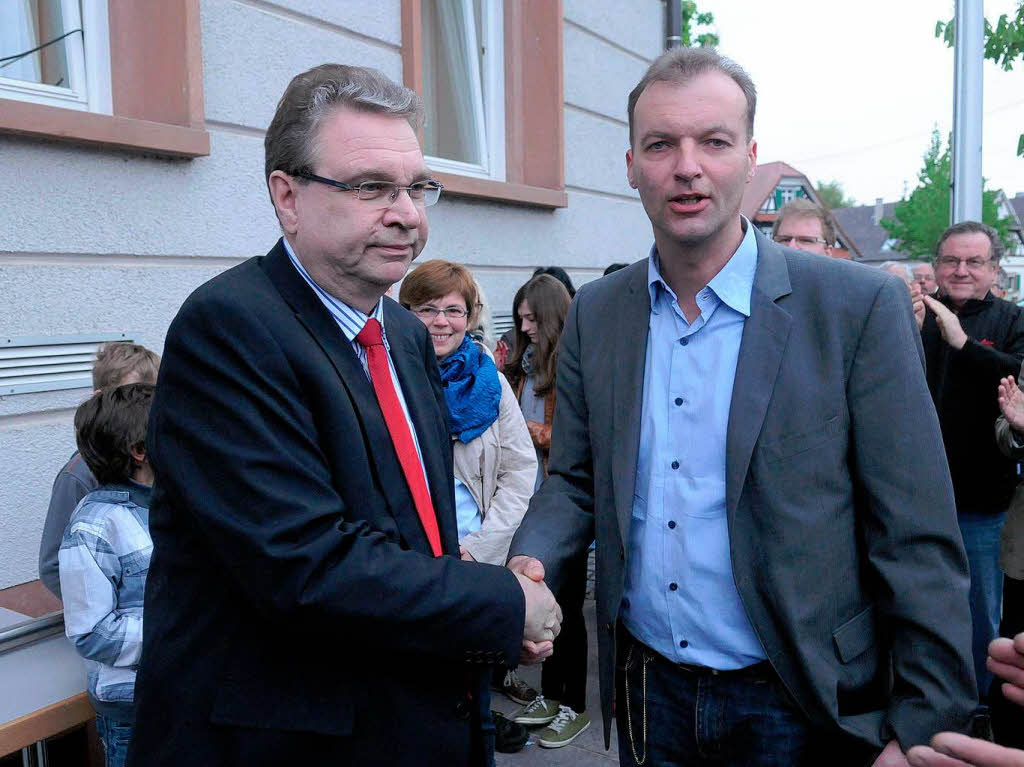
[128,241,524,767]
[922,292,1024,514]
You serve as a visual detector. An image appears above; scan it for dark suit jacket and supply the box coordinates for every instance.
[128,241,524,767]
[510,228,977,750]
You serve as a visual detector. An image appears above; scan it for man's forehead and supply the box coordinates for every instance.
[939,231,992,255]
[777,214,823,234]
[635,74,747,128]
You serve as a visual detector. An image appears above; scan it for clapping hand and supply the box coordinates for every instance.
[911,281,925,330]
[922,295,968,350]
[998,377,1024,435]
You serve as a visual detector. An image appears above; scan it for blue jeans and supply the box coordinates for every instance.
[95,713,133,767]
[959,511,1007,695]
[615,630,880,767]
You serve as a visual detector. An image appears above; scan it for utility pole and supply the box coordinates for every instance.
[951,0,984,223]
[666,0,682,49]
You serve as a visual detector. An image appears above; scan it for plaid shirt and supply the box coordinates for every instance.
[59,482,152,722]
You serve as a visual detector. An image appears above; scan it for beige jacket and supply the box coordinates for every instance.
[995,375,1024,579]
[454,368,537,565]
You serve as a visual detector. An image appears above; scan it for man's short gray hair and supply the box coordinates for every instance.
[264,64,424,190]
[879,261,913,282]
[627,47,756,146]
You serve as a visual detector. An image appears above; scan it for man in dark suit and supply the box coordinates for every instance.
[509,47,977,766]
[127,64,561,767]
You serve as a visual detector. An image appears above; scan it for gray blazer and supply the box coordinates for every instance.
[510,228,977,750]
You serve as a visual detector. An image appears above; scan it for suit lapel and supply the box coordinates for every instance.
[384,301,460,555]
[725,231,793,520]
[612,264,652,548]
[261,241,435,555]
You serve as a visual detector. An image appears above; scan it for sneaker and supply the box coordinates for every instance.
[537,706,591,748]
[512,695,560,726]
[495,669,539,705]
[492,711,528,753]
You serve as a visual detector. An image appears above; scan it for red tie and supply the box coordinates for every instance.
[355,318,443,556]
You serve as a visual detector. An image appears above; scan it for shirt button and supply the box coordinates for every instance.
[667,520,676,529]
[671,460,679,470]
[669,582,678,591]
[679,639,689,648]
[674,397,683,406]
[679,337,689,346]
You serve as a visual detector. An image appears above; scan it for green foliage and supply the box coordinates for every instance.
[680,1,720,47]
[936,2,1024,156]
[880,129,1013,258]
[815,180,856,209]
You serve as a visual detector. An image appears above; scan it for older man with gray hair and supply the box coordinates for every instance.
[128,64,561,767]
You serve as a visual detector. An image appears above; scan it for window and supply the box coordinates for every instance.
[0,0,111,114]
[402,0,566,208]
[421,0,504,181]
[0,1,208,158]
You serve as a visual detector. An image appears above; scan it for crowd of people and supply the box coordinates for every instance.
[32,45,1024,767]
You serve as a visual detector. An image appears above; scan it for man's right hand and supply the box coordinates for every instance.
[998,377,1024,436]
[509,555,561,664]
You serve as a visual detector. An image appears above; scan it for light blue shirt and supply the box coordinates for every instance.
[621,220,766,669]
[454,477,482,541]
[283,239,429,485]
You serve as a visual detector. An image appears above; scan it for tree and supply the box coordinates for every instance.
[880,129,1013,258]
[936,2,1024,155]
[815,180,856,209]
[680,1,719,48]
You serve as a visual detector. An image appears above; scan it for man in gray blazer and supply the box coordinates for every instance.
[508,46,977,766]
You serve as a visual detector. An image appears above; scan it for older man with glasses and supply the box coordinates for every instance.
[128,64,562,767]
[920,221,1024,705]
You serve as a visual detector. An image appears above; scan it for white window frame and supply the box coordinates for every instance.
[424,0,506,182]
[0,0,111,114]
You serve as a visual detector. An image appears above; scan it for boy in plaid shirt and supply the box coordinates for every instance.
[59,383,156,767]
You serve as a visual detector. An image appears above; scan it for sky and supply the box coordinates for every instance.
[698,0,1024,207]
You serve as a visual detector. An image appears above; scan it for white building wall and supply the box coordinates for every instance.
[0,0,663,590]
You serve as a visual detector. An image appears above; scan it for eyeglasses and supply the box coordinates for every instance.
[773,235,828,246]
[935,255,992,270]
[296,172,443,207]
[411,306,469,320]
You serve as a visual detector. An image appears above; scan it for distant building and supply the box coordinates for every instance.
[740,161,857,258]
[830,199,909,264]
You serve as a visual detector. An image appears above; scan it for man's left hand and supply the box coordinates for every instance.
[911,282,926,329]
[923,295,968,350]
[872,740,910,767]
[907,732,1024,766]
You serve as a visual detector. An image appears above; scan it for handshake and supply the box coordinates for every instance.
[507,555,562,665]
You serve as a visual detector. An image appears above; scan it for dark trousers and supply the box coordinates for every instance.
[541,550,588,712]
[991,573,1024,747]
[615,629,881,767]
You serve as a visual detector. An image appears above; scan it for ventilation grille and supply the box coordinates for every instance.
[492,312,515,338]
[0,333,138,396]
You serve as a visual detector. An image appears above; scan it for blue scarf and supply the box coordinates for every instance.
[438,336,502,443]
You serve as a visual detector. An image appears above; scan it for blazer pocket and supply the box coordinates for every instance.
[210,670,354,736]
[760,416,842,464]
[832,604,877,663]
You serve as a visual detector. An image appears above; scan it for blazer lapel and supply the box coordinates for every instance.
[725,231,793,520]
[384,302,460,555]
[261,241,435,554]
[612,263,652,549]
